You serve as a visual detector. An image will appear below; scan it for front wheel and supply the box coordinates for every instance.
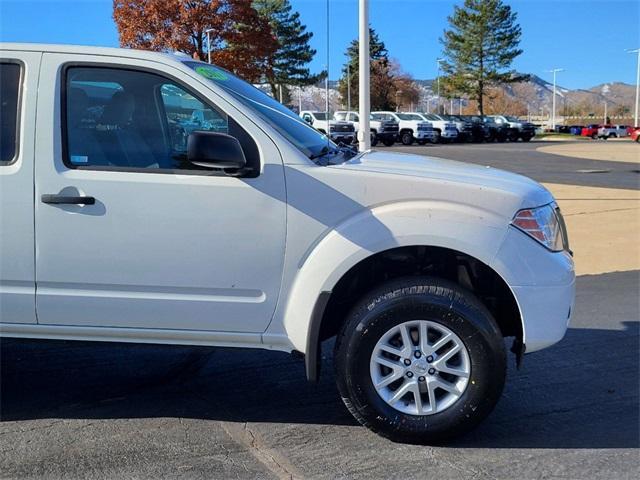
[382,137,396,146]
[400,131,414,145]
[334,277,506,444]
[370,132,378,147]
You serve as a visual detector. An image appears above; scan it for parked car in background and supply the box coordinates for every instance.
[459,115,492,142]
[416,113,459,143]
[300,110,355,144]
[441,115,475,142]
[480,116,510,142]
[554,125,571,134]
[569,125,584,135]
[581,124,601,139]
[598,125,629,139]
[334,110,399,147]
[372,111,434,145]
[488,115,536,142]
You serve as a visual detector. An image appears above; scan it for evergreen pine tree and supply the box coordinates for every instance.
[254,0,320,99]
[338,28,397,110]
[440,0,527,115]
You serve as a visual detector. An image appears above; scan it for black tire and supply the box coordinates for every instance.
[370,132,378,147]
[521,135,532,142]
[334,277,506,444]
[431,130,442,144]
[400,131,414,145]
[382,138,396,147]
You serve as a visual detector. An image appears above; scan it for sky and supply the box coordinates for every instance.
[0,0,638,89]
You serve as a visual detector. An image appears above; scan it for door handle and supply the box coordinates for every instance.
[41,194,96,205]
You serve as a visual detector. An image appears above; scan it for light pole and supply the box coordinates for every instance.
[547,68,564,130]
[358,0,370,151]
[627,48,640,127]
[395,90,403,111]
[324,67,329,119]
[205,28,215,64]
[436,58,445,114]
[347,63,351,111]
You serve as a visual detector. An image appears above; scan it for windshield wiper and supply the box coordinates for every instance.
[308,146,337,161]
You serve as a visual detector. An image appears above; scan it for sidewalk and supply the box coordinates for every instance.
[543,182,640,275]
[537,142,640,164]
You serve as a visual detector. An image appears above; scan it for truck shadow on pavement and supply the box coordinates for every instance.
[1,321,637,449]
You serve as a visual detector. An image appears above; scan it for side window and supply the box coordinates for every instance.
[0,62,22,164]
[159,83,228,153]
[64,66,258,173]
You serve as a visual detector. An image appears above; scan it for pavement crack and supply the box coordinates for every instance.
[220,420,302,480]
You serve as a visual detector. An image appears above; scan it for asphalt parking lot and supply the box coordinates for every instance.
[1,141,639,479]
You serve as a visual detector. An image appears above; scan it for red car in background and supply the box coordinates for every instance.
[581,124,601,138]
[631,127,640,142]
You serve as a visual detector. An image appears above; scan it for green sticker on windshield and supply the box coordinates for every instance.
[195,65,229,81]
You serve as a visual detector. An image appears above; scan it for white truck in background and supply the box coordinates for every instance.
[299,111,356,145]
[334,111,399,146]
[371,111,434,145]
[417,113,459,143]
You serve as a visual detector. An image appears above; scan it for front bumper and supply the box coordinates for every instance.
[414,130,434,140]
[330,132,356,144]
[492,227,576,353]
[376,131,398,141]
[441,129,458,139]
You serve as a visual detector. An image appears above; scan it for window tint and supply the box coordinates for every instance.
[0,62,21,164]
[64,66,257,173]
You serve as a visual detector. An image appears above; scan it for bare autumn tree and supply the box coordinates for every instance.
[113,0,278,82]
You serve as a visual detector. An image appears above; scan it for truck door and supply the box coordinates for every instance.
[0,51,40,324]
[33,53,287,333]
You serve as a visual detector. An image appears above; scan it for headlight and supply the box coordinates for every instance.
[512,203,569,252]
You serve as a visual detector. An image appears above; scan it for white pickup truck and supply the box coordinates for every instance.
[0,43,575,444]
[299,110,355,145]
[417,113,459,143]
[334,110,399,147]
[371,111,434,145]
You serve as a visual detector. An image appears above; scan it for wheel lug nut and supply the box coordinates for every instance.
[428,368,436,375]
[418,376,425,382]
[414,351,421,359]
[406,371,414,378]
[404,359,411,366]
[426,355,434,363]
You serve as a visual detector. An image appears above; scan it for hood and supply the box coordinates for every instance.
[336,150,553,210]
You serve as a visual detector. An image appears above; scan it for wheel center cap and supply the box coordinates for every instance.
[413,357,429,374]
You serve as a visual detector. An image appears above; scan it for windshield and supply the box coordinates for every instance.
[185,62,335,161]
[397,113,423,121]
[505,116,521,122]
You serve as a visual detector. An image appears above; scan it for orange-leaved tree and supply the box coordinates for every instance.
[113,0,278,82]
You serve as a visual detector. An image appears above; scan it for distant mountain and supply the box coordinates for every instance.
[412,74,636,115]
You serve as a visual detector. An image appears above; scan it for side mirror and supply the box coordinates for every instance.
[187,131,246,170]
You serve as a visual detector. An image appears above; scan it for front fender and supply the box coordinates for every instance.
[278,201,510,355]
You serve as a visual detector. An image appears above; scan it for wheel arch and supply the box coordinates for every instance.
[275,202,523,381]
